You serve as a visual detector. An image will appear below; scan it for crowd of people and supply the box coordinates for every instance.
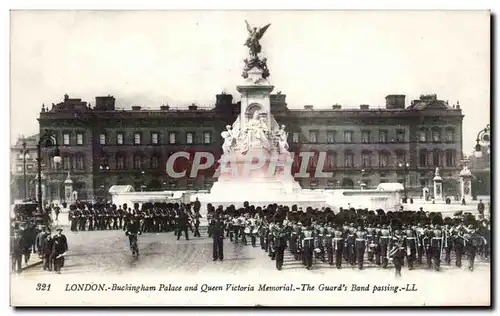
[207,202,491,275]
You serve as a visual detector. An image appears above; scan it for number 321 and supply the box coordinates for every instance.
[36,283,51,291]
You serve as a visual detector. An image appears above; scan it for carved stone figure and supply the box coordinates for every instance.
[221,125,235,154]
[277,124,289,153]
[435,167,440,177]
[241,111,271,153]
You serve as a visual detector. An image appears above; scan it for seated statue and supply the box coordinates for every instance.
[241,111,271,154]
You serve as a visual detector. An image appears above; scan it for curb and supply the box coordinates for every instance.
[22,260,43,271]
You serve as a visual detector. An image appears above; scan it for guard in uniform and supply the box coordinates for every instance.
[388,219,405,277]
[301,222,315,270]
[354,222,367,270]
[273,220,287,270]
[430,216,444,271]
[379,220,391,268]
[332,221,345,269]
[345,224,356,266]
[452,220,466,268]
[324,222,334,266]
[443,217,454,265]
[404,224,418,270]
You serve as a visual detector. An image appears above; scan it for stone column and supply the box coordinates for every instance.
[459,166,473,203]
[64,172,74,204]
[433,176,443,201]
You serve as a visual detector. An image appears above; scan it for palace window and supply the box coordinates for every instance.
[186,132,194,144]
[63,133,70,145]
[379,130,388,143]
[445,150,455,167]
[445,128,454,142]
[432,129,441,142]
[116,155,125,170]
[134,133,142,145]
[433,150,441,166]
[361,153,371,168]
[292,132,300,143]
[75,154,85,170]
[99,133,106,145]
[361,131,370,143]
[309,130,318,143]
[76,133,84,145]
[151,156,159,169]
[344,152,354,167]
[117,133,124,145]
[396,129,405,142]
[419,150,427,167]
[419,129,427,142]
[203,132,212,144]
[327,131,336,143]
[169,132,176,144]
[379,152,389,167]
[327,151,337,168]
[151,133,159,145]
[344,131,353,143]
[62,156,71,170]
[133,155,143,169]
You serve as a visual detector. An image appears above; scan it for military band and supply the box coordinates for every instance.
[205,203,489,274]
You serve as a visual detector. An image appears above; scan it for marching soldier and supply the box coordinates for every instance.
[430,216,444,271]
[79,206,89,231]
[388,219,405,277]
[324,222,334,266]
[273,220,287,270]
[443,217,454,265]
[354,222,367,270]
[404,224,418,270]
[345,224,356,266]
[332,221,344,269]
[301,221,315,270]
[452,220,466,268]
[193,210,202,237]
[379,220,391,268]
[87,205,95,231]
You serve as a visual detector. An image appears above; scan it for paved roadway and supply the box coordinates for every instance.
[13,226,490,306]
[20,225,490,276]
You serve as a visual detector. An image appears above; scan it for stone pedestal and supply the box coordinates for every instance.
[64,172,74,204]
[433,175,443,201]
[459,166,473,203]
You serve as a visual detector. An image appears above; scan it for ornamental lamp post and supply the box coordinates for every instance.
[20,138,30,200]
[474,124,491,158]
[36,130,61,212]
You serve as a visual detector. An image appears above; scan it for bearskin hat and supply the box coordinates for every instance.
[443,217,452,226]
[376,209,385,216]
[431,215,443,226]
[390,218,403,230]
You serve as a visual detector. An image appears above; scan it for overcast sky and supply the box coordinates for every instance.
[10,10,490,151]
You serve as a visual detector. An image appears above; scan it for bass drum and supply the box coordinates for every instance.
[244,226,251,234]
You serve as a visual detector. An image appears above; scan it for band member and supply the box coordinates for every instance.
[452,220,466,268]
[345,224,356,266]
[404,224,418,270]
[212,216,224,261]
[301,222,314,270]
[430,216,444,271]
[332,222,344,269]
[324,223,334,266]
[388,219,405,277]
[443,217,454,265]
[379,221,391,268]
[355,222,367,270]
[176,210,190,241]
[273,221,287,270]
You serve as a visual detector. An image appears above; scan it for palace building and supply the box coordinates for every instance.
[32,92,463,202]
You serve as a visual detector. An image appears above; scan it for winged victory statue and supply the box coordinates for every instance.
[244,20,271,58]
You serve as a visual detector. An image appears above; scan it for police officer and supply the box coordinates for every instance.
[211,216,224,261]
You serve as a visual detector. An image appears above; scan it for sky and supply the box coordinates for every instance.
[10,10,490,150]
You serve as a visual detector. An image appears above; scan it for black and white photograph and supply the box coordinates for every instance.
[9,10,491,306]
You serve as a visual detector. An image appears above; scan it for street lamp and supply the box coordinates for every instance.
[474,124,491,158]
[36,129,61,212]
[141,170,146,192]
[398,162,410,201]
[360,168,366,189]
[20,138,30,200]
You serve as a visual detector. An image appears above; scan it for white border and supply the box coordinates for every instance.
[2,0,497,314]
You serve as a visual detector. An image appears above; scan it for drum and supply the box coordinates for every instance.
[244,227,251,234]
[252,227,258,234]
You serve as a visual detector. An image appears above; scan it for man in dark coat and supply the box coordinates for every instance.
[11,230,24,274]
[52,228,68,272]
[176,210,190,241]
[41,233,54,271]
[211,216,224,261]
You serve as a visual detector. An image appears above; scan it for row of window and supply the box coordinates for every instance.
[295,128,455,144]
[48,150,455,172]
[61,131,213,146]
